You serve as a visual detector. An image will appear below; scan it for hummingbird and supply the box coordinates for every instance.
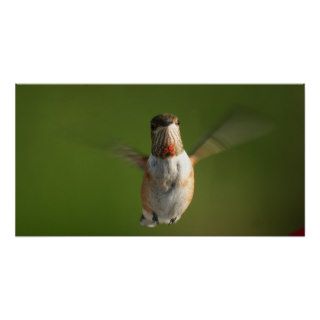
[117,109,272,227]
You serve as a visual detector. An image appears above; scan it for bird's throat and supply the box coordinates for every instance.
[161,143,176,158]
[151,126,184,158]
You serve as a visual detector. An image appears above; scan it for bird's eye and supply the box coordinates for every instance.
[176,120,180,126]
[151,123,156,130]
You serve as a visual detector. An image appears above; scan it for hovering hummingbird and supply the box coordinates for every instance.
[117,109,271,227]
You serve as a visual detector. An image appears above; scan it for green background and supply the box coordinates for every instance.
[16,85,304,236]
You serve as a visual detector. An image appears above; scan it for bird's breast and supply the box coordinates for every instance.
[147,151,193,189]
[141,151,194,222]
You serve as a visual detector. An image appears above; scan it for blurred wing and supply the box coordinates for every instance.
[114,145,149,170]
[190,108,273,165]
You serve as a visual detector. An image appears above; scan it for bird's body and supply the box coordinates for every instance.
[141,151,194,227]
[117,110,271,227]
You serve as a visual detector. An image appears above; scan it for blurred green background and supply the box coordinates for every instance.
[16,85,304,236]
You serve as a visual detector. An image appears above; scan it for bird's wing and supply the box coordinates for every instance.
[114,145,149,170]
[189,108,273,165]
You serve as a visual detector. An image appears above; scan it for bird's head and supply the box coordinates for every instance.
[150,113,184,158]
